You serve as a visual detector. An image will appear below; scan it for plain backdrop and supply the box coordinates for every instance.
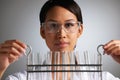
[0,0,120,79]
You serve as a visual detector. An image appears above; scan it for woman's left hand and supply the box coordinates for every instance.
[103,40,120,64]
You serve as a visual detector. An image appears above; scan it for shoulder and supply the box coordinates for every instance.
[5,71,26,80]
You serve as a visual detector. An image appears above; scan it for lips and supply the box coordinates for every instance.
[55,41,69,48]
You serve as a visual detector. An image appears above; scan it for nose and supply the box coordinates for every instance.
[56,26,67,39]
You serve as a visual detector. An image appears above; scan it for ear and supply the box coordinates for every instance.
[40,26,46,39]
[77,24,83,38]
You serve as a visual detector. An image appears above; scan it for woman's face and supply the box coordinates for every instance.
[41,6,83,52]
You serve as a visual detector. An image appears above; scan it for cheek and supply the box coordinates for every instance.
[69,34,79,47]
[45,33,55,49]
[71,32,79,40]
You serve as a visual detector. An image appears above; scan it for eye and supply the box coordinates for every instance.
[50,23,57,28]
[47,22,58,29]
[65,22,75,28]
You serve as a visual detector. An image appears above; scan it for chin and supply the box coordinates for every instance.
[52,48,73,53]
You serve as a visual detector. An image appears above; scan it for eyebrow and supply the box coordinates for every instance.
[46,19,76,22]
[65,19,76,22]
[46,19,57,22]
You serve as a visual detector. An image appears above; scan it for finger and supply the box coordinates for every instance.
[110,46,120,55]
[5,40,27,49]
[8,53,19,63]
[104,40,120,49]
[104,46,120,55]
[0,46,22,57]
[2,41,26,54]
[103,45,114,55]
[0,51,19,64]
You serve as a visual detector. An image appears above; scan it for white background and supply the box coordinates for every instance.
[0,0,120,79]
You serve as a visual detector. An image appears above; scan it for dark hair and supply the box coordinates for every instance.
[39,0,83,25]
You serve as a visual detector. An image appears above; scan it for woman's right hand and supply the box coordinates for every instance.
[0,40,27,78]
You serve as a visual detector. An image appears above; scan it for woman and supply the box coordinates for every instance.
[0,0,120,80]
